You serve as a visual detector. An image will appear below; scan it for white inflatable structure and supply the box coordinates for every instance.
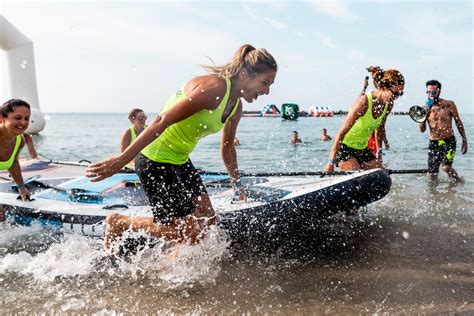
[0,15,46,134]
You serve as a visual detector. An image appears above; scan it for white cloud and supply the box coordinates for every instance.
[313,31,336,48]
[263,17,287,30]
[397,7,472,56]
[309,0,356,19]
[241,2,288,30]
[3,4,240,62]
[348,49,365,61]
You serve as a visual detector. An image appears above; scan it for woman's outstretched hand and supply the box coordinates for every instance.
[86,156,124,182]
[323,162,335,173]
[18,187,32,201]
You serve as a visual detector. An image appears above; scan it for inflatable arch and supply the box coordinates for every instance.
[261,104,280,117]
[0,15,46,134]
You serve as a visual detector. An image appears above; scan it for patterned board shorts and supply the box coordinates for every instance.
[428,136,456,174]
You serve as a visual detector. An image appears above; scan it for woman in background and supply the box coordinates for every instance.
[0,99,33,220]
[324,66,404,172]
[120,108,147,169]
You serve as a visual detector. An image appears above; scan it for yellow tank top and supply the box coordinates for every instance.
[142,78,239,164]
[129,125,147,143]
[126,125,147,169]
[0,135,21,170]
[342,93,388,150]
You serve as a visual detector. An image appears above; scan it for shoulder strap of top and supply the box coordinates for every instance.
[221,78,240,123]
[13,135,21,157]
[130,126,136,142]
[366,92,373,112]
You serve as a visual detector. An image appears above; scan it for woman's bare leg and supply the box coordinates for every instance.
[104,192,217,253]
[104,213,150,250]
[338,158,361,171]
[181,193,217,244]
[361,159,384,170]
[0,205,5,222]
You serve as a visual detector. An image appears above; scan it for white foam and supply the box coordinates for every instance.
[0,225,230,288]
[0,221,49,245]
[111,225,230,289]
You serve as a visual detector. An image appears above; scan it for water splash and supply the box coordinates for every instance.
[109,225,230,289]
[0,225,230,288]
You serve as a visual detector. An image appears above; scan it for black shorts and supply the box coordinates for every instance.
[428,136,456,174]
[336,143,376,166]
[134,154,207,224]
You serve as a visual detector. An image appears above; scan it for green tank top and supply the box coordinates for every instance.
[129,125,147,143]
[130,126,137,143]
[342,93,388,150]
[142,78,239,164]
[126,125,147,169]
[0,135,21,170]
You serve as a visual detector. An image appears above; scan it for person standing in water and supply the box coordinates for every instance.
[120,108,147,169]
[86,44,277,252]
[324,66,404,172]
[361,75,389,160]
[0,99,33,220]
[290,131,302,144]
[319,128,332,141]
[419,80,467,183]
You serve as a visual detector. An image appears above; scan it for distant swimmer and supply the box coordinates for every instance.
[0,99,33,220]
[86,44,278,255]
[121,108,147,169]
[419,80,468,183]
[324,66,404,172]
[319,128,332,141]
[290,130,302,144]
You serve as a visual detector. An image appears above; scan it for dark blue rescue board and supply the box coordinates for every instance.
[0,161,391,246]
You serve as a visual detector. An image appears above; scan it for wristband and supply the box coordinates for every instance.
[17,183,26,189]
[231,178,242,188]
[329,159,337,165]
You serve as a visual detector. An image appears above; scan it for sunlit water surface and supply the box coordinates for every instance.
[1,114,473,314]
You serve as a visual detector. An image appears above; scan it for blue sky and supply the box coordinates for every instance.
[0,0,472,114]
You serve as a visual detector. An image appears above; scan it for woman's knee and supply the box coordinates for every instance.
[193,194,215,217]
[106,212,126,226]
[339,159,360,171]
[362,159,383,170]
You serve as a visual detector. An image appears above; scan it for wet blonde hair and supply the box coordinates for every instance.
[202,44,277,79]
[367,66,404,90]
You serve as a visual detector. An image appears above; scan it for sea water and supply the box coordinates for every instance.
[1,113,473,314]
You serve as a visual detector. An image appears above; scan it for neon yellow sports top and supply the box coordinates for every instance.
[142,78,239,164]
[130,126,137,143]
[342,93,388,150]
[125,126,145,169]
[0,135,21,170]
[129,125,147,143]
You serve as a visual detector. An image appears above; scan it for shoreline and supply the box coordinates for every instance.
[242,111,411,117]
